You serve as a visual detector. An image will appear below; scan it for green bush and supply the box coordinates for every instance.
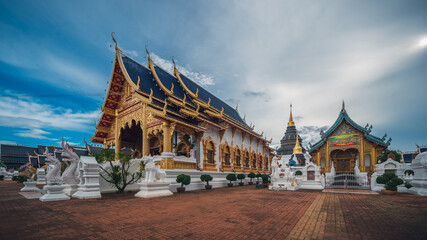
[200,174,213,186]
[12,176,18,181]
[248,172,256,181]
[237,174,246,183]
[378,150,401,163]
[0,160,6,168]
[176,174,191,188]
[256,173,262,180]
[295,170,302,176]
[226,173,237,184]
[405,181,413,189]
[377,172,404,191]
[15,176,28,183]
[404,170,414,176]
[0,175,4,181]
[261,174,269,184]
[376,176,387,184]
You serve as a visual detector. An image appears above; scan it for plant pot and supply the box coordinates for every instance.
[239,182,244,186]
[227,183,233,187]
[249,182,253,185]
[177,187,186,193]
[381,190,396,195]
[205,185,212,190]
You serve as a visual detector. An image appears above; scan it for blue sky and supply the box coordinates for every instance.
[0,0,426,151]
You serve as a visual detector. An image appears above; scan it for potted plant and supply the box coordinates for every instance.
[200,174,213,190]
[256,173,262,182]
[377,173,403,195]
[247,172,255,185]
[226,173,237,187]
[237,174,246,186]
[295,170,302,176]
[176,174,191,193]
[261,174,269,188]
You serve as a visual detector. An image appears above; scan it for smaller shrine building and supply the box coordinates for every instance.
[308,102,391,173]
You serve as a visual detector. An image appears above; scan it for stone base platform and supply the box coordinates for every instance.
[135,181,173,198]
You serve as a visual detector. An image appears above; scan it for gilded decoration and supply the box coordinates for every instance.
[233,146,242,172]
[329,123,360,151]
[117,106,144,133]
[203,136,217,171]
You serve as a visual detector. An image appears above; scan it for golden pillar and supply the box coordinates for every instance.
[359,134,365,172]
[317,152,321,166]
[114,109,120,159]
[160,120,174,169]
[325,139,330,172]
[371,147,376,168]
[142,104,149,156]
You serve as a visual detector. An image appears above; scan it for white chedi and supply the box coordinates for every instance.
[408,151,427,196]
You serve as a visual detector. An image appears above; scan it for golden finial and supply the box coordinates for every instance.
[172,56,176,69]
[170,83,174,94]
[145,45,150,57]
[136,76,141,89]
[195,88,199,98]
[293,130,303,154]
[207,98,211,107]
[111,32,119,51]
[288,103,295,127]
[163,101,168,114]
[100,104,104,112]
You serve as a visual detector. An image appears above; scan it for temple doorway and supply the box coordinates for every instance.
[120,120,143,155]
[331,149,358,173]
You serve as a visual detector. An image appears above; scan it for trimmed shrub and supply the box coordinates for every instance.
[226,173,237,184]
[261,174,269,184]
[405,181,413,189]
[256,173,262,181]
[376,176,387,184]
[176,174,191,188]
[247,172,256,181]
[200,174,213,186]
[377,172,403,191]
[295,170,302,176]
[237,174,246,183]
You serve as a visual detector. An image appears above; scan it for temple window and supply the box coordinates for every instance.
[364,154,371,166]
[222,144,231,165]
[235,148,241,166]
[203,137,217,171]
[176,142,189,157]
[321,157,326,168]
[252,154,256,168]
[264,157,268,170]
[207,145,215,164]
[258,155,262,169]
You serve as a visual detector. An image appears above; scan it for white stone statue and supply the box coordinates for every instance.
[44,147,63,185]
[270,156,279,182]
[61,139,80,184]
[135,155,172,198]
[142,155,166,182]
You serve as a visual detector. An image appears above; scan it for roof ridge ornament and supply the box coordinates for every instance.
[342,100,345,111]
[111,32,119,51]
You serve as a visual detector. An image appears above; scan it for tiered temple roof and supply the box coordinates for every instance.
[277,104,306,156]
[92,40,265,144]
[308,102,390,153]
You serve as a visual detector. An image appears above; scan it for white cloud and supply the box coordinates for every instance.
[0,141,18,145]
[15,129,57,140]
[0,93,100,137]
[151,53,215,86]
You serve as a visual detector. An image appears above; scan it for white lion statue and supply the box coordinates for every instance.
[142,156,166,182]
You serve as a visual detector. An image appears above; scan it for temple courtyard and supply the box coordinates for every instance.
[0,181,426,240]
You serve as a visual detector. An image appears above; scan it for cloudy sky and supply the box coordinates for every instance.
[0,0,426,151]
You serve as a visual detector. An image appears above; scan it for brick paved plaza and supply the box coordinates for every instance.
[1,181,426,240]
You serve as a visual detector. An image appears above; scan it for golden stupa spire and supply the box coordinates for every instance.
[293,130,303,154]
[288,103,295,127]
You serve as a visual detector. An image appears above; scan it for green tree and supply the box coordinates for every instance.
[226,173,237,184]
[256,173,262,181]
[200,174,213,187]
[94,149,142,193]
[0,160,6,168]
[248,172,256,182]
[177,174,191,188]
[237,174,246,183]
[377,150,401,163]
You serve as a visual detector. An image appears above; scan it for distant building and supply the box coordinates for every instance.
[276,104,307,165]
[402,145,427,163]
[0,141,103,170]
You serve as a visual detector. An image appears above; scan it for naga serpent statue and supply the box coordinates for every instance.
[60,138,80,185]
[44,146,63,184]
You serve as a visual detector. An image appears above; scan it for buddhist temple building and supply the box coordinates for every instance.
[308,102,391,173]
[277,104,307,166]
[91,35,273,173]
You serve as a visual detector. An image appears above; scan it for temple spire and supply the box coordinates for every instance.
[288,103,295,127]
[293,130,303,154]
[342,100,345,111]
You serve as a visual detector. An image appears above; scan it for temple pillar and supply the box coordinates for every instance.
[359,134,365,171]
[160,120,174,169]
[114,109,120,160]
[142,104,149,156]
[317,152,321,167]
[325,140,330,172]
[371,147,376,168]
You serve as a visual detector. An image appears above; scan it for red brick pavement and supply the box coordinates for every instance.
[0,181,426,240]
